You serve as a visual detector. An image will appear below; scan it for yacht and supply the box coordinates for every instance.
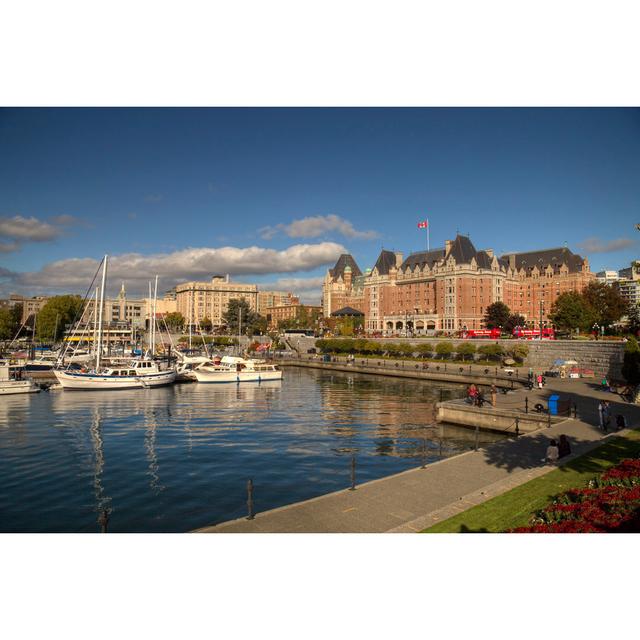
[193,355,282,383]
[54,358,176,390]
[0,363,40,395]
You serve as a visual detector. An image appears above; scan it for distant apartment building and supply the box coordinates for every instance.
[616,261,640,309]
[83,283,148,329]
[353,234,594,335]
[176,275,258,328]
[596,270,620,284]
[265,303,322,330]
[8,294,50,324]
[322,254,365,317]
[257,291,299,315]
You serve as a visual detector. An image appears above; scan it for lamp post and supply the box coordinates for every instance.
[539,300,544,340]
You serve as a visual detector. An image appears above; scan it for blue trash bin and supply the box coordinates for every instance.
[548,394,559,415]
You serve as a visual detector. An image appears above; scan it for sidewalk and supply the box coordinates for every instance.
[196,379,639,533]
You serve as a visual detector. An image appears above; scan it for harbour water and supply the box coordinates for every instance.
[0,367,507,532]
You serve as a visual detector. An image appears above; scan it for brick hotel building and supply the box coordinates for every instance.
[322,235,594,335]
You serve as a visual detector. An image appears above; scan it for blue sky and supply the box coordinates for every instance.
[1,107,639,303]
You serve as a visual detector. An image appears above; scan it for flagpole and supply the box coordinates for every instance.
[427,218,430,252]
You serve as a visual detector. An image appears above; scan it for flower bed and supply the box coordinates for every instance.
[510,459,640,533]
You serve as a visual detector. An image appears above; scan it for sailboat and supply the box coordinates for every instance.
[53,256,177,390]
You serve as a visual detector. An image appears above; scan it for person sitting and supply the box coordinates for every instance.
[544,439,560,463]
[476,391,486,407]
[467,384,478,404]
[558,434,571,458]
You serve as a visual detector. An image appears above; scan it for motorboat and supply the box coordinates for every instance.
[0,363,40,395]
[193,355,282,383]
[54,358,176,390]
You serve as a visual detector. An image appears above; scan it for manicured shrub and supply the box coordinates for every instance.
[435,341,454,359]
[456,342,476,361]
[477,343,504,361]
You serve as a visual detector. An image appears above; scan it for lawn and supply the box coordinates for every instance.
[423,430,640,533]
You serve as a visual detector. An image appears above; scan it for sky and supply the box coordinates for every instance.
[1,107,639,304]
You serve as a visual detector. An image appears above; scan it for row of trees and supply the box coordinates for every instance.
[483,282,631,334]
[315,339,529,363]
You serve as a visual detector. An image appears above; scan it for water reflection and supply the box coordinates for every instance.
[0,370,506,532]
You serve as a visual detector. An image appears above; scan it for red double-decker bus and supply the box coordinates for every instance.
[512,327,555,340]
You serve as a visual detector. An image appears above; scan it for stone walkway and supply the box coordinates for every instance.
[195,379,639,533]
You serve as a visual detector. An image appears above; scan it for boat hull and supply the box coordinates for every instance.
[53,369,176,390]
[193,369,283,383]
[0,381,40,395]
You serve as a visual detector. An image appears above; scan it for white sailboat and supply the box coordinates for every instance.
[54,257,177,390]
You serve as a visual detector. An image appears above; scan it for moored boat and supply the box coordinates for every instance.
[0,363,40,395]
[193,355,282,383]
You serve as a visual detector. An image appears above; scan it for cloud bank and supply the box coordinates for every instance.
[2,242,345,297]
[578,237,635,254]
[261,214,378,241]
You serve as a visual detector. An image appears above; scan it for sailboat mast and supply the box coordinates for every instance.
[96,255,108,371]
[238,306,242,355]
[92,287,98,355]
[152,275,158,357]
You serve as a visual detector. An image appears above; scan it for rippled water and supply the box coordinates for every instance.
[0,367,507,532]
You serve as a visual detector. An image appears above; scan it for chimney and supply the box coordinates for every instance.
[508,254,516,270]
[445,239,452,254]
[226,274,230,283]
[395,252,403,267]
[484,249,494,258]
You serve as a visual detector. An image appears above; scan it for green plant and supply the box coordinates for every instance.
[477,343,503,361]
[455,342,476,361]
[622,335,640,385]
[435,341,454,359]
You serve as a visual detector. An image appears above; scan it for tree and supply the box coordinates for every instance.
[36,295,84,341]
[627,304,640,336]
[582,281,628,328]
[456,342,476,361]
[0,304,22,340]
[548,292,595,332]
[477,343,504,361]
[223,298,259,335]
[504,313,526,334]
[164,311,185,331]
[435,341,454,359]
[199,316,213,332]
[484,302,511,330]
[622,336,640,385]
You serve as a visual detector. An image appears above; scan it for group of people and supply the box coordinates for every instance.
[466,383,499,407]
[544,434,571,462]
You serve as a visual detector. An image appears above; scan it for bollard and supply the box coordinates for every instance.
[515,417,520,437]
[495,367,498,377]
[421,437,427,469]
[525,397,528,414]
[444,363,447,372]
[98,509,109,533]
[350,454,356,490]
[439,439,443,458]
[510,379,514,389]
[547,413,551,429]
[247,479,255,520]
[474,424,479,451]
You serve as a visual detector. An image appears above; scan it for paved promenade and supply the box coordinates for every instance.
[196,379,640,533]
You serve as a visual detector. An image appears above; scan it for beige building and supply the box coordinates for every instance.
[176,275,258,327]
[257,291,299,315]
[265,303,322,330]
[8,294,50,324]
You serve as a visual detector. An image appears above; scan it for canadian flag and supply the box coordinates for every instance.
[417,220,428,228]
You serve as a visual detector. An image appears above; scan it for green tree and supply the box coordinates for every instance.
[483,302,511,330]
[36,295,84,341]
[582,281,628,328]
[416,343,433,358]
[548,292,595,332]
[164,311,185,331]
[199,316,213,332]
[504,313,526,334]
[435,341,454,359]
[622,336,640,385]
[456,342,476,361]
[627,304,640,335]
[223,298,259,335]
[0,304,22,340]
[477,343,504,361]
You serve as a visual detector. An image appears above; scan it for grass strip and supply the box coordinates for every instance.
[423,430,640,533]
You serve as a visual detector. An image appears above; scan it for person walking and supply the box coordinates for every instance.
[490,383,497,407]
[598,400,611,432]
[537,373,543,389]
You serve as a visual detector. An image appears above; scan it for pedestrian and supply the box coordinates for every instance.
[490,383,497,407]
[467,383,478,405]
[537,373,543,389]
[598,400,611,432]
[558,434,571,458]
[544,439,559,463]
[603,400,611,431]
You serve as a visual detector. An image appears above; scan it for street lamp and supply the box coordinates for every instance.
[539,300,544,340]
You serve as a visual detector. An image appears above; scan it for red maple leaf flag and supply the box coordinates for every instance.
[417,220,428,228]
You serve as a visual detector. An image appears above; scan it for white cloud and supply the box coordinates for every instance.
[577,237,635,254]
[0,214,86,252]
[144,194,164,203]
[260,214,379,241]
[6,242,346,296]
